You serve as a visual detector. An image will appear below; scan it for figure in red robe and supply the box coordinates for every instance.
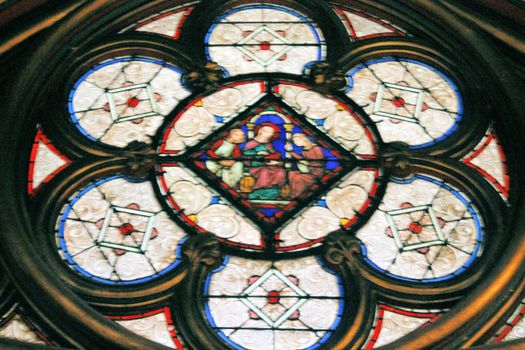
[243,123,286,199]
[206,128,245,187]
[286,133,325,198]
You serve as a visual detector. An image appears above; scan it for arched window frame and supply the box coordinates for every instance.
[0,1,524,349]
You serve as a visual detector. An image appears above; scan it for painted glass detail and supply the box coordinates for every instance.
[356,174,483,282]
[28,128,70,195]
[491,298,525,343]
[109,308,185,349]
[69,57,190,147]
[204,256,343,350]
[347,58,462,148]
[56,176,188,284]
[157,79,380,252]
[157,163,264,250]
[189,101,349,228]
[333,7,406,40]
[276,82,377,158]
[463,127,509,200]
[364,305,443,349]
[131,5,195,40]
[0,304,51,346]
[276,168,381,251]
[160,81,266,154]
[205,4,326,75]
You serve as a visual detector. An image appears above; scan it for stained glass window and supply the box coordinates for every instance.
[1,0,522,349]
[204,256,344,349]
[57,176,187,284]
[205,5,326,75]
[69,57,190,147]
[357,174,483,282]
[346,58,462,148]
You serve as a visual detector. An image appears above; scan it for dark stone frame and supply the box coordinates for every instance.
[0,1,524,349]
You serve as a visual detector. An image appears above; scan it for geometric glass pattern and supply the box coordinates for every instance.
[463,126,510,201]
[385,205,446,252]
[204,256,344,350]
[95,206,156,253]
[105,83,160,123]
[131,5,194,40]
[157,78,379,252]
[333,6,406,40]
[68,57,190,147]
[346,58,463,149]
[373,83,425,123]
[236,26,294,66]
[238,268,308,328]
[357,174,484,282]
[56,176,188,284]
[27,128,70,195]
[205,4,326,75]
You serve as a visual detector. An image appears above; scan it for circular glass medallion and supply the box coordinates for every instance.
[346,58,462,149]
[356,174,483,282]
[205,4,326,75]
[56,176,188,284]
[69,57,190,147]
[204,255,344,350]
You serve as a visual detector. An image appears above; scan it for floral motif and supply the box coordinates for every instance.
[204,256,343,350]
[205,5,325,75]
[57,176,188,284]
[69,57,190,147]
[346,58,462,148]
[357,175,483,281]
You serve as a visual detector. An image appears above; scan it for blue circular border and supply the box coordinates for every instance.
[203,255,345,350]
[204,4,325,76]
[57,175,186,285]
[346,57,464,149]
[68,57,184,143]
[360,174,483,283]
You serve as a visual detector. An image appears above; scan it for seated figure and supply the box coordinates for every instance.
[206,128,245,187]
[243,123,286,200]
[286,133,325,198]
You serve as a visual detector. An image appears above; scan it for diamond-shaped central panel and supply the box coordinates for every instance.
[373,82,425,123]
[106,83,160,123]
[185,99,349,229]
[240,268,307,328]
[96,205,157,254]
[236,26,293,66]
[385,204,446,253]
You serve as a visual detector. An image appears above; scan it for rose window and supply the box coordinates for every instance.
[1,1,522,350]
